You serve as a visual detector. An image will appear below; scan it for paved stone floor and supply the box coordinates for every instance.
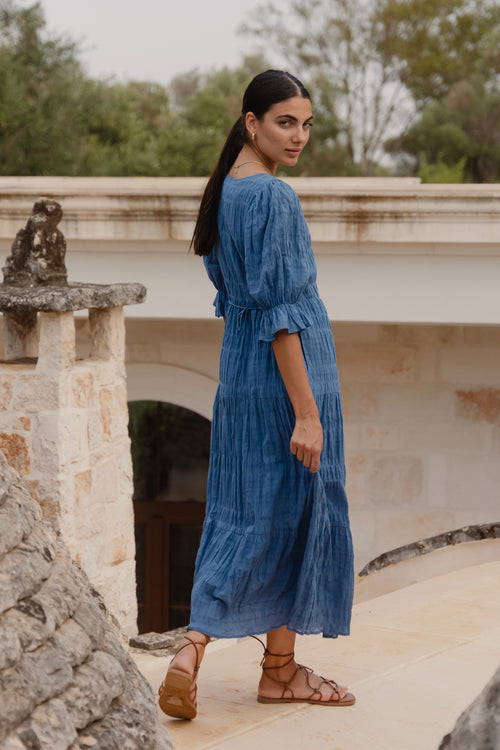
[133,560,500,750]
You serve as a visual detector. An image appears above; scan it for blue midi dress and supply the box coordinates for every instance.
[188,173,354,639]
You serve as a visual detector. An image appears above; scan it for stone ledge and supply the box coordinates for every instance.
[359,522,500,577]
[0,282,146,313]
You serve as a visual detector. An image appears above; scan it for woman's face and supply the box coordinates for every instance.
[247,96,313,170]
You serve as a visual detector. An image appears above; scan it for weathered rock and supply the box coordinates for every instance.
[38,558,86,631]
[439,665,500,749]
[63,651,125,730]
[3,596,54,655]
[11,699,77,750]
[0,524,55,616]
[0,283,146,313]
[52,619,93,668]
[0,482,42,559]
[72,599,106,652]
[0,622,21,671]
[3,199,68,288]
[0,463,19,507]
[0,451,173,750]
[129,632,176,651]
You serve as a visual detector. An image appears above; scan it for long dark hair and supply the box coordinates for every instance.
[191,69,311,256]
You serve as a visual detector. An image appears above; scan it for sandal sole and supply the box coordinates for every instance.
[158,669,197,720]
[257,693,356,707]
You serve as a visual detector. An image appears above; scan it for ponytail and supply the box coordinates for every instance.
[191,115,246,256]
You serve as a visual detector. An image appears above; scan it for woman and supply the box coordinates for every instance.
[159,70,355,720]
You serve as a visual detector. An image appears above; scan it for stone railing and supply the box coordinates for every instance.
[1,177,499,324]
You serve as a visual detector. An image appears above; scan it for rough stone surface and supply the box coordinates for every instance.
[359,523,500,577]
[128,632,178,651]
[0,452,173,750]
[0,283,146,313]
[439,665,500,749]
[2,199,68,288]
[0,307,139,633]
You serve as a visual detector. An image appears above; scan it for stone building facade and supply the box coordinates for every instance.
[0,177,499,579]
[121,317,500,570]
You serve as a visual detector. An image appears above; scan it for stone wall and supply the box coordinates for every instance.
[113,317,500,570]
[0,308,137,634]
[335,322,500,568]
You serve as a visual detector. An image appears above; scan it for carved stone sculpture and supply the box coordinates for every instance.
[3,198,68,287]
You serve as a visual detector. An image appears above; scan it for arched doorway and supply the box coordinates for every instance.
[129,400,210,633]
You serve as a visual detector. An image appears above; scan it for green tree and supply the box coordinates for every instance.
[387,80,500,182]
[160,57,269,176]
[77,79,172,176]
[241,0,500,177]
[241,0,414,174]
[0,0,178,175]
[374,0,500,103]
[376,0,500,181]
[163,60,350,177]
[0,0,87,174]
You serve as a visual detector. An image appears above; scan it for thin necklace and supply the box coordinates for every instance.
[232,160,271,174]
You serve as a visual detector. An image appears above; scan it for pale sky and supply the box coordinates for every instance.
[39,0,256,84]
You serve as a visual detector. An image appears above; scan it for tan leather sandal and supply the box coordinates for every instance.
[251,635,355,707]
[158,633,210,719]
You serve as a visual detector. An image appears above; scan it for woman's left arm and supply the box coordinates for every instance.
[272,329,323,474]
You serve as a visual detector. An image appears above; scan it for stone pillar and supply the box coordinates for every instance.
[36,311,76,371]
[0,286,146,636]
[0,199,146,635]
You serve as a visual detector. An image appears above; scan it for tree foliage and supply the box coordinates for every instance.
[241,0,500,178]
[0,0,85,173]
[241,0,414,174]
[374,0,500,103]
[0,2,269,177]
[1,0,499,180]
[387,79,500,182]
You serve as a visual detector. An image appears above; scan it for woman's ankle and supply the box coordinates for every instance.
[261,657,297,684]
[170,632,208,674]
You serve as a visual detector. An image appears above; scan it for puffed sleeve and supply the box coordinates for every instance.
[245,180,317,342]
[203,249,227,318]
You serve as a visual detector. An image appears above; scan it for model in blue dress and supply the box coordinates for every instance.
[159,69,355,720]
[189,173,354,638]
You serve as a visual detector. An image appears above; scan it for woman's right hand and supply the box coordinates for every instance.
[290,413,323,473]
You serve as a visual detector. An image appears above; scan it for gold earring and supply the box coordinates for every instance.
[251,132,256,141]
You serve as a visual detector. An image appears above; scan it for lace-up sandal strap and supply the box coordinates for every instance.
[298,664,335,701]
[249,634,298,698]
[296,664,353,704]
[176,633,210,675]
[249,634,295,669]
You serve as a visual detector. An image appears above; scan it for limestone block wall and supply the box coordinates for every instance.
[335,322,500,568]
[0,309,137,634]
[114,317,500,572]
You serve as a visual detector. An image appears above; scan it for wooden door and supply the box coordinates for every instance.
[134,500,206,633]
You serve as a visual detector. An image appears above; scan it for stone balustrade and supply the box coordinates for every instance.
[0,179,498,573]
[1,177,499,323]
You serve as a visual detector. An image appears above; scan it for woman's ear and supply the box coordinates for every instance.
[245,112,257,138]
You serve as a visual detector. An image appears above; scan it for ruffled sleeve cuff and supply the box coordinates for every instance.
[258,298,313,342]
[214,288,227,318]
